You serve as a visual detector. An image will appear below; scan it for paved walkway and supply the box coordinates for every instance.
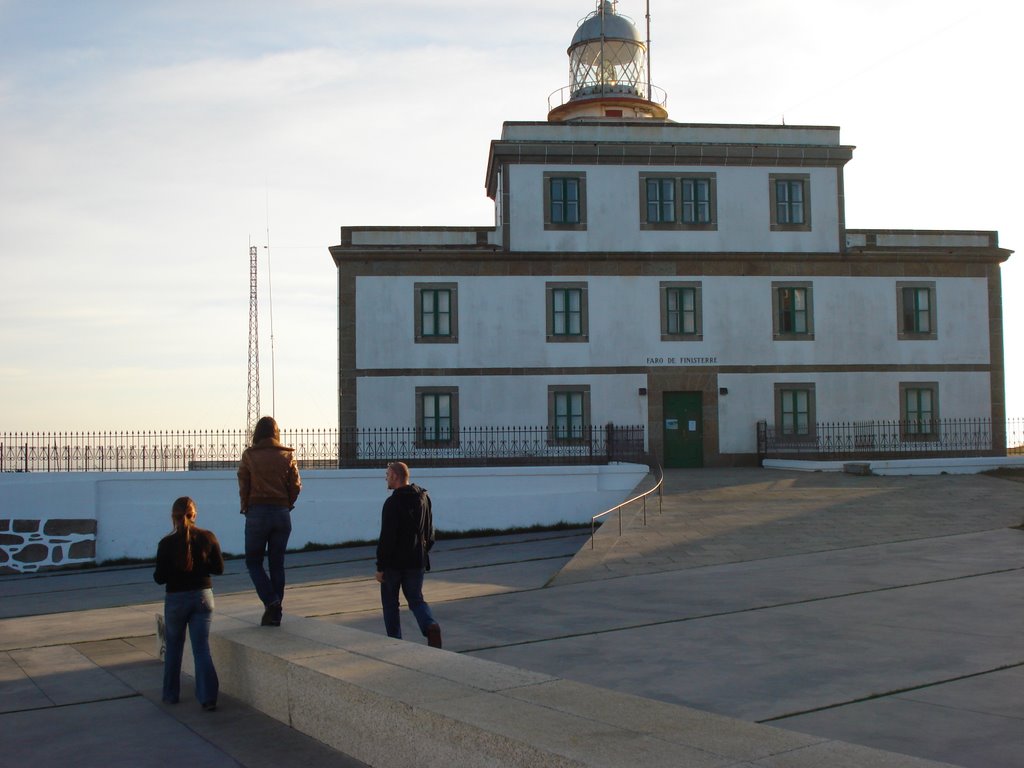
[2,468,1023,767]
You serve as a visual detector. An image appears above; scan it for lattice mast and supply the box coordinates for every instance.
[245,244,260,437]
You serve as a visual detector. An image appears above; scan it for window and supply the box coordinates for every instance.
[681,177,713,225]
[774,383,816,439]
[551,177,579,224]
[900,382,938,439]
[646,178,675,223]
[639,174,716,230]
[897,282,937,340]
[421,289,451,337]
[546,282,588,342]
[544,173,587,230]
[769,174,811,231]
[552,288,582,335]
[660,281,703,340]
[548,385,591,442]
[416,387,459,447]
[772,281,814,340]
[414,283,458,343]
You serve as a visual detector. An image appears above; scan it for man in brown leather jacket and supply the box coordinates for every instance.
[238,416,301,626]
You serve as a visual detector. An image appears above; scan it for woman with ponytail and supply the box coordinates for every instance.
[154,496,224,711]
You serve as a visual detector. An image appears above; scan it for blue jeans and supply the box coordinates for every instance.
[380,568,436,639]
[245,505,292,607]
[163,589,218,706]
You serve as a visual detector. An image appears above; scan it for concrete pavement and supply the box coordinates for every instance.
[2,467,1023,766]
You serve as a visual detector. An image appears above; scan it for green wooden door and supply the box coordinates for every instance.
[663,391,703,468]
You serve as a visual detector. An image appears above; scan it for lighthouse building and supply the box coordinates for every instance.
[329,1,1010,467]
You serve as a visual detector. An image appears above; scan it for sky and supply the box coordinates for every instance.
[0,0,1020,432]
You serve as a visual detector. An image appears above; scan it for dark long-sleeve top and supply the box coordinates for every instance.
[376,484,435,572]
[153,527,224,593]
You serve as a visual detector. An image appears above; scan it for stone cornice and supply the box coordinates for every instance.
[485,141,855,197]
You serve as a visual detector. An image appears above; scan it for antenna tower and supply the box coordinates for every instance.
[245,244,260,436]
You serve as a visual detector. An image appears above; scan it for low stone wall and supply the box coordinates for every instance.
[200,613,955,768]
[0,518,96,574]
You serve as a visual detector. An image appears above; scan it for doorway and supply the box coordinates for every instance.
[663,391,703,468]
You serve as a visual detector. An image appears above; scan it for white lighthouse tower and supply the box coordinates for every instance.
[547,0,668,122]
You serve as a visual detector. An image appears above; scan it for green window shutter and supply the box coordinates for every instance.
[666,287,696,335]
[776,179,804,225]
[550,178,580,224]
[647,178,674,223]
[902,287,931,333]
[552,288,583,335]
[554,391,584,439]
[781,389,810,436]
[682,178,711,224]
[421,289,451,337]
[779,287,808,334]
[905,388,934,435]
[422,393,452,442]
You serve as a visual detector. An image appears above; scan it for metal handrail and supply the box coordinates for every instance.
[590,459,664,548]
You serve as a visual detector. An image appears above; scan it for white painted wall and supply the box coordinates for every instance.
[355,272,993,446]
[0,463,649,566]
[505,164,841,253]
[357,275,990,370]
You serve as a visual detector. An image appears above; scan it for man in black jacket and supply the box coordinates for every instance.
[375,461,442,647]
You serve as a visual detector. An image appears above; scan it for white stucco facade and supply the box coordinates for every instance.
[355,274,991,371]
[345,260,1002,460]
[504,163,843,253]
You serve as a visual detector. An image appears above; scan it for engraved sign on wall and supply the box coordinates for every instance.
[646,356,718,365]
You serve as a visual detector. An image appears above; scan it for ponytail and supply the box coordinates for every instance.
[170,496,197,572]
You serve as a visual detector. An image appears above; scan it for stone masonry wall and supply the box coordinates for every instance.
[0,519,97,574]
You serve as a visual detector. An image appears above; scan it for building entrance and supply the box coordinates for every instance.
[663,391,703,468]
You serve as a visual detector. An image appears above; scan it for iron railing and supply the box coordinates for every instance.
[758,417,1024,461]
[0,425,645,473]
[337,424,644,468]
[1011,417,1024,455]
[591,459,663,548]
[547,82,669,113]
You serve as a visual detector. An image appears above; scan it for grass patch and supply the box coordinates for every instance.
[436,521,590,541]
[984,468,1024,484]
[296,521,590,550]
[296,538,376,552]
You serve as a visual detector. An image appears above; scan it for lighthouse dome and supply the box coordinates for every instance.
[570,1,643,47]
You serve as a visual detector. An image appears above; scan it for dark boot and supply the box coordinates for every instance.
[426,623,442,648]
[261,601,282,626]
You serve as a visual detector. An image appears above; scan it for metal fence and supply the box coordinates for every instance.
[0,425,646,473]
[1012,417,1024,456]
[758,417,1024,460]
